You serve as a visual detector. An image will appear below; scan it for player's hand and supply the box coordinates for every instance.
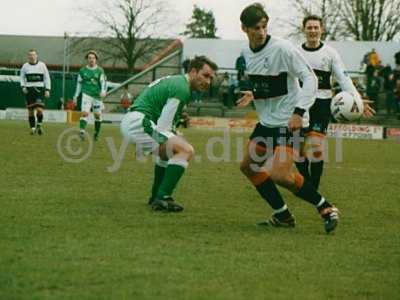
[362,99,375,118]
[236,91,254,107]
[288,114,303,132]
[44,90,50,98]
[100,91,107,99]
[22,87,28,94]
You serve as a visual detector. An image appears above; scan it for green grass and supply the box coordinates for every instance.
[0,120,399,300]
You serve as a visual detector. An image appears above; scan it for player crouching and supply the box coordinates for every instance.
[121,56,218,212]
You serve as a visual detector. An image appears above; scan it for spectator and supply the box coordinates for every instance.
[384,72,396,115]
[368,48,381,67]
[362,51,369,65]
[219,72,231,108]
[380,64,392,81]
[394,51,400,81]
[182,58,190,74]
[366,69,382,110]
[235,54,246,81]
[120,85,132,113]
[228,74,238,105]
[395,50,400,66]
[395,78,400,119]
[365,63,376,84]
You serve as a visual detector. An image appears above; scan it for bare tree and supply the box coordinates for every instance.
[286,0,344,40]
[286,0,400,41]
[72,0,175,72]
[338,0,400,41]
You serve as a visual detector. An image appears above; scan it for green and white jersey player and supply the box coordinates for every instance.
[73,50,107,141]
[121,56,218,212]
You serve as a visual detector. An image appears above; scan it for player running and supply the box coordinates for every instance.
[20,49,51,135]
[296,15,375,190]
[237,3,339,233]
[120,56,218,212]
[73,50,107,141]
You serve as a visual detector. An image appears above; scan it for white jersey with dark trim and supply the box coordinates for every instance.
[20,61,51,90]
[242,36,317,128]
[299,43,358,99]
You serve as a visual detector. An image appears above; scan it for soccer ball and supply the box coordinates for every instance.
[330,91,364,122]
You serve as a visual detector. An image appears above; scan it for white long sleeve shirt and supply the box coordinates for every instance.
[20,61,51,90]
[299,42,359,99]
[242,36,317,127]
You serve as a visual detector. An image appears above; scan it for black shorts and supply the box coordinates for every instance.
[306,98,332,135]
[249,123,305,152]
[25,87,45,108]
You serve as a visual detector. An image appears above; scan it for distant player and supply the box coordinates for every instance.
[121,56,218,212]
[296,15,375,190]
[20,49,51,135]
[237,3,339,233]
[73,50,107,141]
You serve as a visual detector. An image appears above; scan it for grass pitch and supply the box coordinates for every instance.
[1,120,399,300]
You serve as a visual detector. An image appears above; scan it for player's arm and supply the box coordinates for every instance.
[20,65,28,94]
[286,47,318,131]
[99,71,107,98]
[73,74,82,102]
[157,98,181,132]
[43,63,51,98]
[332,51,375,118]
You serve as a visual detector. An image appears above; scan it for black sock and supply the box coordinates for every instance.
[296,158,310,180]
[37,113,43,125]
[29,116,35,128]
[295,179,331,208]
[256,178,287,212]
[310,161,324,190]
[94,120,101,135]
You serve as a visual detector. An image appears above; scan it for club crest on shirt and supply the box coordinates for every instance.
[321,57,330,69]
[263,57,270,69]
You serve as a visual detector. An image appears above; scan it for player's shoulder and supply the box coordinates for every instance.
[269,36,296,52]
[37,61,49,69]
[323,43,340,58]
[164,74,187,86]
[167,75,190,97]
[271,37,300,57]
[21,62,29,69]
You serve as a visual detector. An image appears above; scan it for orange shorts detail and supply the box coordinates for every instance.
[249,171,269,186]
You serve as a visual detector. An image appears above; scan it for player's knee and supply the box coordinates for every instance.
[240,159,259,177]
[183,144,195,160]
[82,112,89,117]
[312,150,323,160]
[28,110,34,116]
[94,113,101,120]
[270,170,292,187]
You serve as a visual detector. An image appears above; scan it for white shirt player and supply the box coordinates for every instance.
[299,42,358,100]
[20,61,51,90]
[242,35,317,128]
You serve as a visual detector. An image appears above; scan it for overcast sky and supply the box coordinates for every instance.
[0,0,295,40]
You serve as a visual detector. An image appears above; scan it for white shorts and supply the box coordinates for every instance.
[120,111,175,155]
[81,93,104,114]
